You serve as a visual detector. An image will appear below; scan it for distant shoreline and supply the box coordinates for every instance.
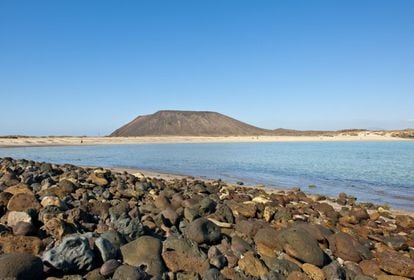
[0,133,412,148]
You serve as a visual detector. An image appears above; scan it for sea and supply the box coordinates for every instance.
[1,141,413,211]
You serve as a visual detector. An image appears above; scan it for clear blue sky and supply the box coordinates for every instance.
[1,0,413,135]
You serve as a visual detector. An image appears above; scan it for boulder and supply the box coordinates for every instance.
[254,226,279,257]
[95,237,118,262]
[162,236,210,275]
[0,253,43,280]
[0,235,43,254]
[100,259,121,277]
[112,264,147,280]
[302,263,325,280]
[238,251,269,277]
[328,232,372,262]
[7,193,41,212]
[43,235,95,273]
[377,250,414,278]
[120,235,165,276]
[185,217,221,244]
[7,211,32,227]
[275,226,326,267]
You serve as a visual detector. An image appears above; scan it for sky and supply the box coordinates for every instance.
[0,0,413,136]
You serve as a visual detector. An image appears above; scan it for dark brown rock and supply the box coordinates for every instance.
[276,226,326,267]
[254,226,279,257]
[120,235,165,276]
[185,217,221,244]
[226,200,257,218]
[100,259,121,277]
[358,259,385,278]
[0,253,43,280]
[162,236,210,275]
[377,250,414,278]
[328,232,372,262]
[238,251,269,277]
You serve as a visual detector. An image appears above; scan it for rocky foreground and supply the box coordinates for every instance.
[0,158,413,280]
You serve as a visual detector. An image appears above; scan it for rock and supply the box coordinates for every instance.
[322,261,346,280]
[85,268,106,280]
[344,261,363,277]
[377,250,414,278]
[162,236,210,274]
[58,179,77,193]
[295,223,333,242]
[185,217,221,244]
[100,259,120,277]
[0,253,43,280]
[396,215,414,229]
[376,275,412,280]
[176,271,200,280]
[383,236,408,251]
[4,184,32,195]
[95,236,118,262]
[112,264,147,280]
[275,226,326,267]
[302,263,325,280]
[235,219,262,238]
[7,211,32,227]
[161,207,179,225]
[261,257,301,277]
[264,205,276,222]
[354,276,375,280]
[43,235,95,273]
[41,195,62,208]
[184,207,199,222]
[116,216,144,242]
[350,207,370,222]
[287,271,311,280]
[13,221,35,236]
[43,217,76,239]
[89,172,108,186]
[154,194,171,210]
[358,259,385,278]
[226,200,257,218]
[204,268,224,280]
[100,230,126,249]
[120,235,165,276]
[328,232,372,262]
[254,226,279,257]
[0,235,43,254]
[7,193,41,211]
[238,251,269,277]
[0,192,13,208]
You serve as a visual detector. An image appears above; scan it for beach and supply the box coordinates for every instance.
[0,157,413,279]
[0,131,409,148]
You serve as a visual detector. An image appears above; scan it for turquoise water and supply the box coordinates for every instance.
[1,141,413,210]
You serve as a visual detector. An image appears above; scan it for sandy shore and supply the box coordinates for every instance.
[0,132,410,148]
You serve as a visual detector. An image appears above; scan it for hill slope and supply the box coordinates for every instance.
[110,110,272,136]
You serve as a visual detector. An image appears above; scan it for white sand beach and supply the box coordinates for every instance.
[0,131,410,148]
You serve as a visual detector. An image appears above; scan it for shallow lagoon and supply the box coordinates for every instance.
[1,141,413,210]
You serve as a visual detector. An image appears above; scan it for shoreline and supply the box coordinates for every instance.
[0,133,412,148]
[107,165,414,217]
[1,157,414,279]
